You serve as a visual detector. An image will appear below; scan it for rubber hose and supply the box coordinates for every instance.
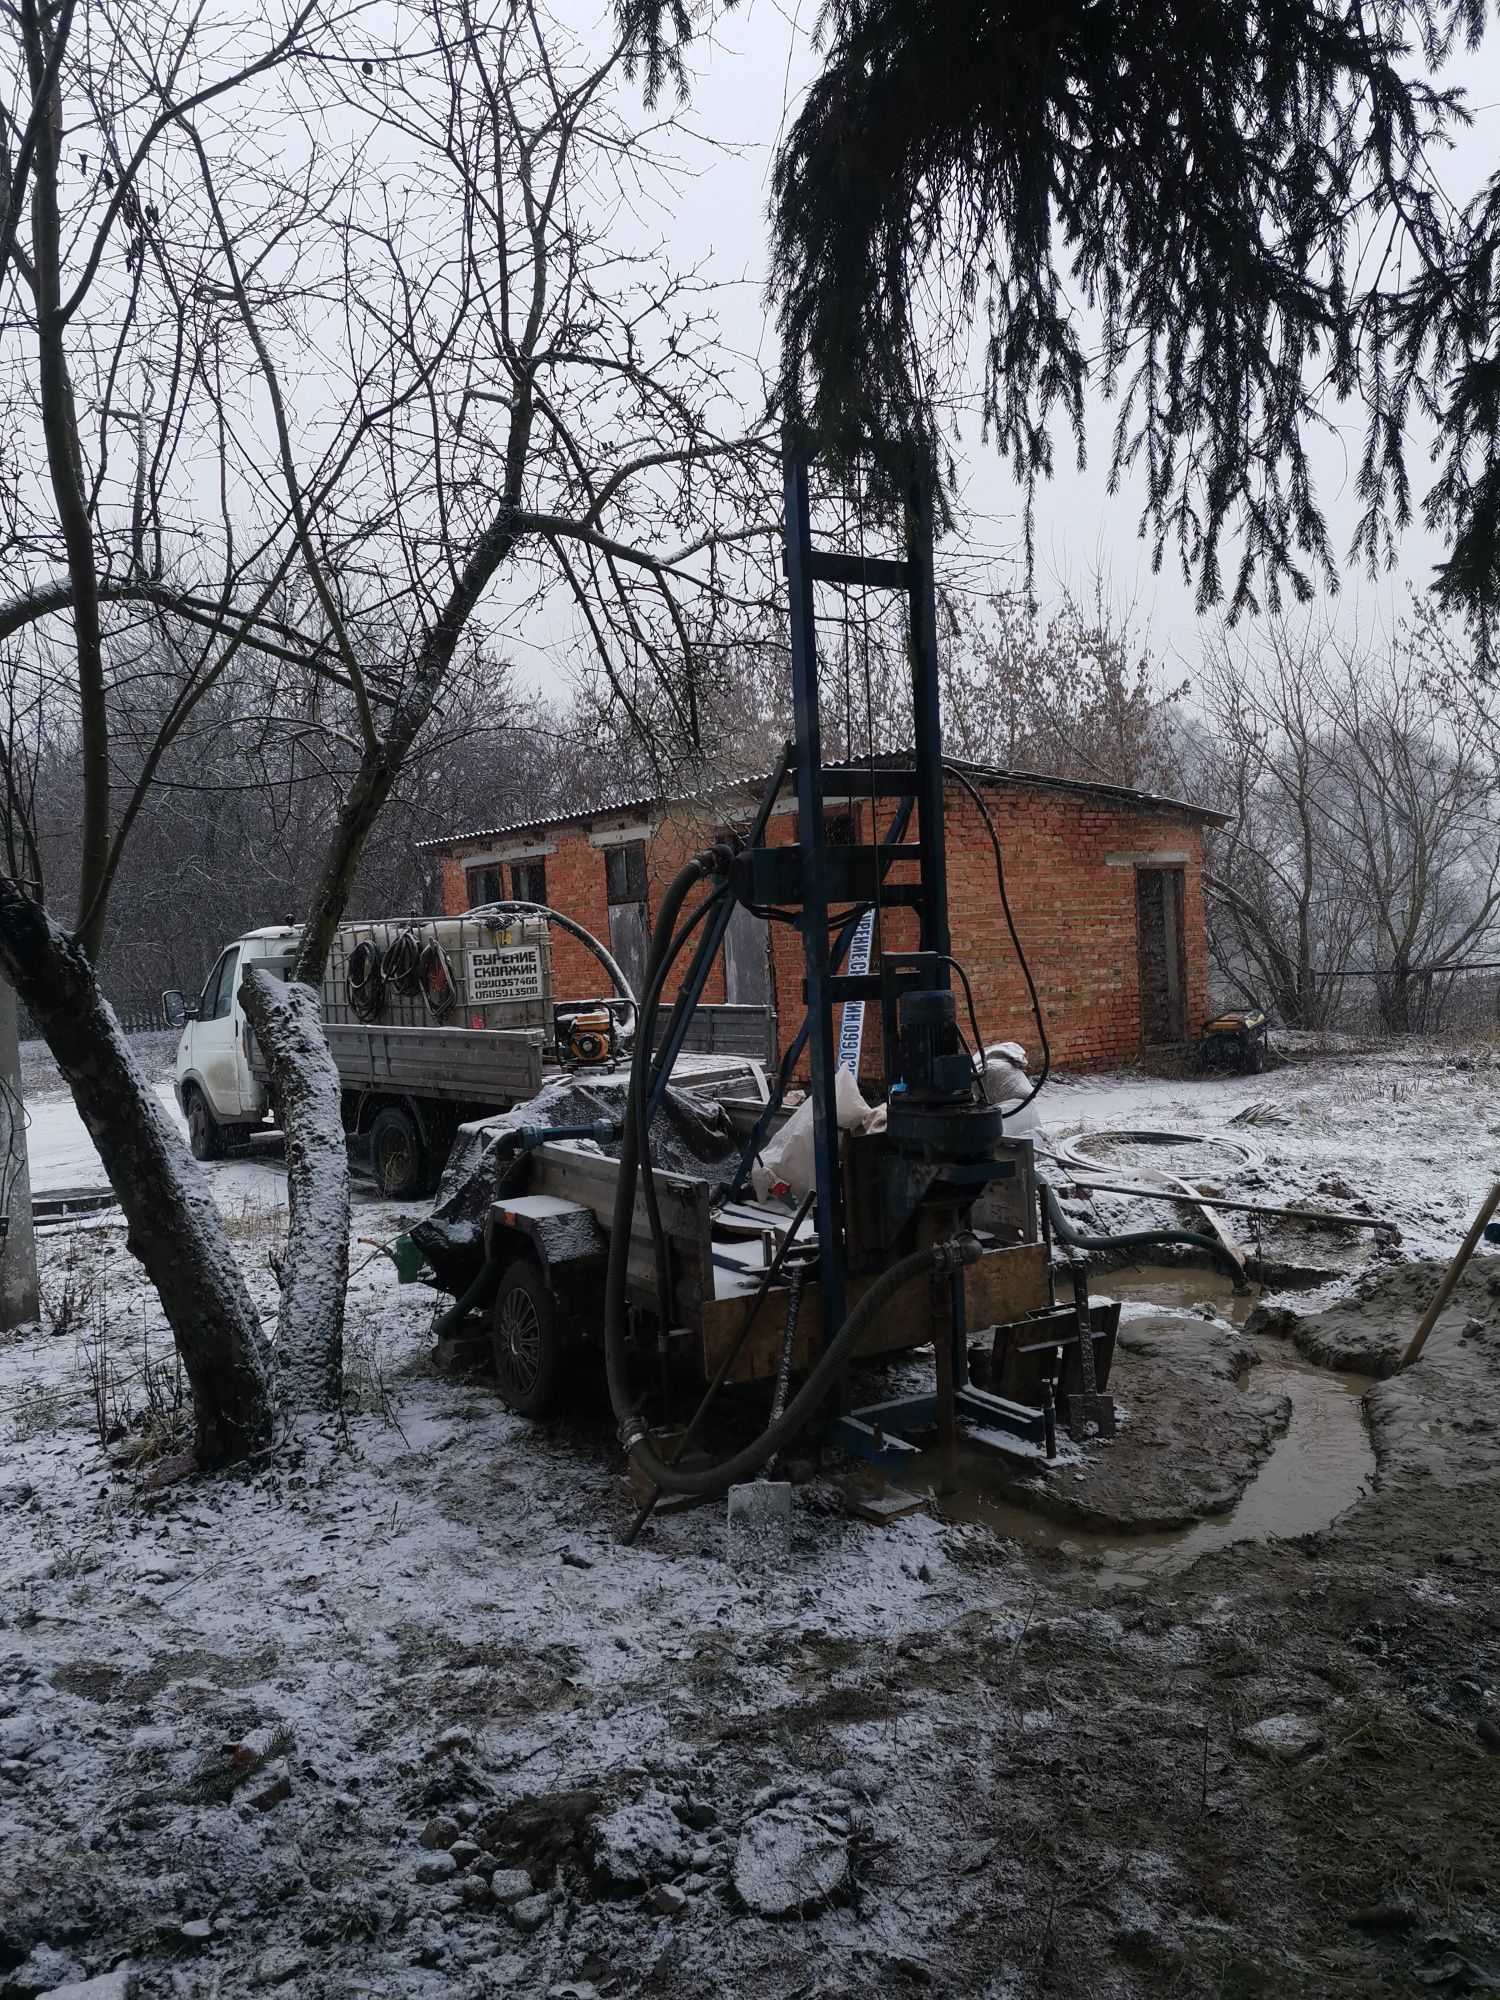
[603,856,712,1442]
[1041,1180,1242,1280]
[603,857,985,1497]
[431,1211,507,1339]
[465,898,638,1042]
[432,1254,500,1340]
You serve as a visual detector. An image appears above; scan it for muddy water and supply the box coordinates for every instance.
[1103,1262,1261,1324]
[927,1265,1378,1577]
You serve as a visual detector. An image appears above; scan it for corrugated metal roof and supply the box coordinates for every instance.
[417,759,1225,853]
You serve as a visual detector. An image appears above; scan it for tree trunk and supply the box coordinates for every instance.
[1377,962,1411,1033]
[239,968,347,1411]
[0,975,38,1330]
[0,883,272,1465]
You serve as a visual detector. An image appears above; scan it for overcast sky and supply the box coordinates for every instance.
[542,0,1500,688]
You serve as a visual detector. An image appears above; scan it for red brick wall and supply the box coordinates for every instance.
[442,813,731,1007]
[438,775,1210,1073]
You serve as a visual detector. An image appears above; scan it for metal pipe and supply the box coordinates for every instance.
[1059,1177,1401,1238]
[1040,1179,1244,1283]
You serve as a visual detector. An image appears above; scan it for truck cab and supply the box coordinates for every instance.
[163,928,301,1160]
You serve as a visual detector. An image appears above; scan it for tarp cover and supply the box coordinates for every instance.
[410,1070,742,1293]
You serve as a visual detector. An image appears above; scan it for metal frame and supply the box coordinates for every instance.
[781,441,965,1358]
[776,441,1050,1468]
[613,434,1056,1474]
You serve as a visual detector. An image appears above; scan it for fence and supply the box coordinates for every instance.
[17,988,166,1044]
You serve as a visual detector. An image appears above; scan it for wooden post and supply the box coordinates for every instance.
[0,978,38,1330]
[1401,1183,1500,1369]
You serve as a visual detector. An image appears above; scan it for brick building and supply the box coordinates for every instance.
[420,765,1225,1075]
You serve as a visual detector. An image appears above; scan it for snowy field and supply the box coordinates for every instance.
[1,1039,1497,1999]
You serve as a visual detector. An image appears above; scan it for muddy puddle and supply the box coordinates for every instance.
[924,1264,1378,1579]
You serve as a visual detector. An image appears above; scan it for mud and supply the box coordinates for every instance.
[984,1309,1286,1534]
[931,1337,1375,1577]
[917,1262,1379,1573]
[6,1077,1500,2000]
[1248,1252,1500,1375]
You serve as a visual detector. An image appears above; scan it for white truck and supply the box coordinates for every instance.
[163,911,772,1199]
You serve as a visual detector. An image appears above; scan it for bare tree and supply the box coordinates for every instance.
[1190,613,1500,1031]
[1189,621,1360,1029]
[943,581,1186,792]
[0,0,333,1462]
[1321,628,1500,1031]
[194,0,775,1398]
[0,0,773,1457]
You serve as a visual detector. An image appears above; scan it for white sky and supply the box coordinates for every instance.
[534,0,1500,689]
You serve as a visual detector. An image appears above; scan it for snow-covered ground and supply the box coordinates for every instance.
[1037,1042,1500,1265]
[2,1039,1497,1999]
[27,1037,1500,1257]
[25,1074,291,1217]
[26,1082,182,1192]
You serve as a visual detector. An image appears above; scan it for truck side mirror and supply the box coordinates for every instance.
[161,990,192,1029]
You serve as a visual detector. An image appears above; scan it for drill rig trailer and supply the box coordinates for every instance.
[413,1071,1109,1475]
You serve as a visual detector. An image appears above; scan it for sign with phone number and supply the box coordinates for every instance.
[466,944,544,1004]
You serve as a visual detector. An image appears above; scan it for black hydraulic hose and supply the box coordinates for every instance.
[1041,1179,1242,1282]
[431,1213,506,1339]
[634,883,731,1326]
[604,857,987,1497]
[465,899,639,1042]
[944,762,1052,1109]
[604,853,714,1449]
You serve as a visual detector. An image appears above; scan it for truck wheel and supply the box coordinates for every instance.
[491,1260,574,1418]
[185,1085,226,1162]
[370,1106,428,1201]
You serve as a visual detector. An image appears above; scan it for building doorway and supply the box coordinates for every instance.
[1136,867,1186,1044]
[722,898,770,1007]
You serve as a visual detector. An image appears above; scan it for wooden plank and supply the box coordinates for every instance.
[659,1004,776,1062]
[531,1144,712,1316]
[322,1024,545,1103]
[698,1241,1051,1385]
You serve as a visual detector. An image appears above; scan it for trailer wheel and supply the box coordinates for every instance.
[491,1259,574,1418]
[369,1106,429,1201]
[185,1085,226,1162]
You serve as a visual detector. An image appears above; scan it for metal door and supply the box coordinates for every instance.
[722,899,770,1007]
[1136,868,1186,1044]
[192,946,244,1117]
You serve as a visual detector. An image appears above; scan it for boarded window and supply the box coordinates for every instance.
[723,896,770,1007]
[603,841,649,995]
[604,840,649,904]
[791,806,857,847]
[1136,868,1186,1044]
[510,858,547,904]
